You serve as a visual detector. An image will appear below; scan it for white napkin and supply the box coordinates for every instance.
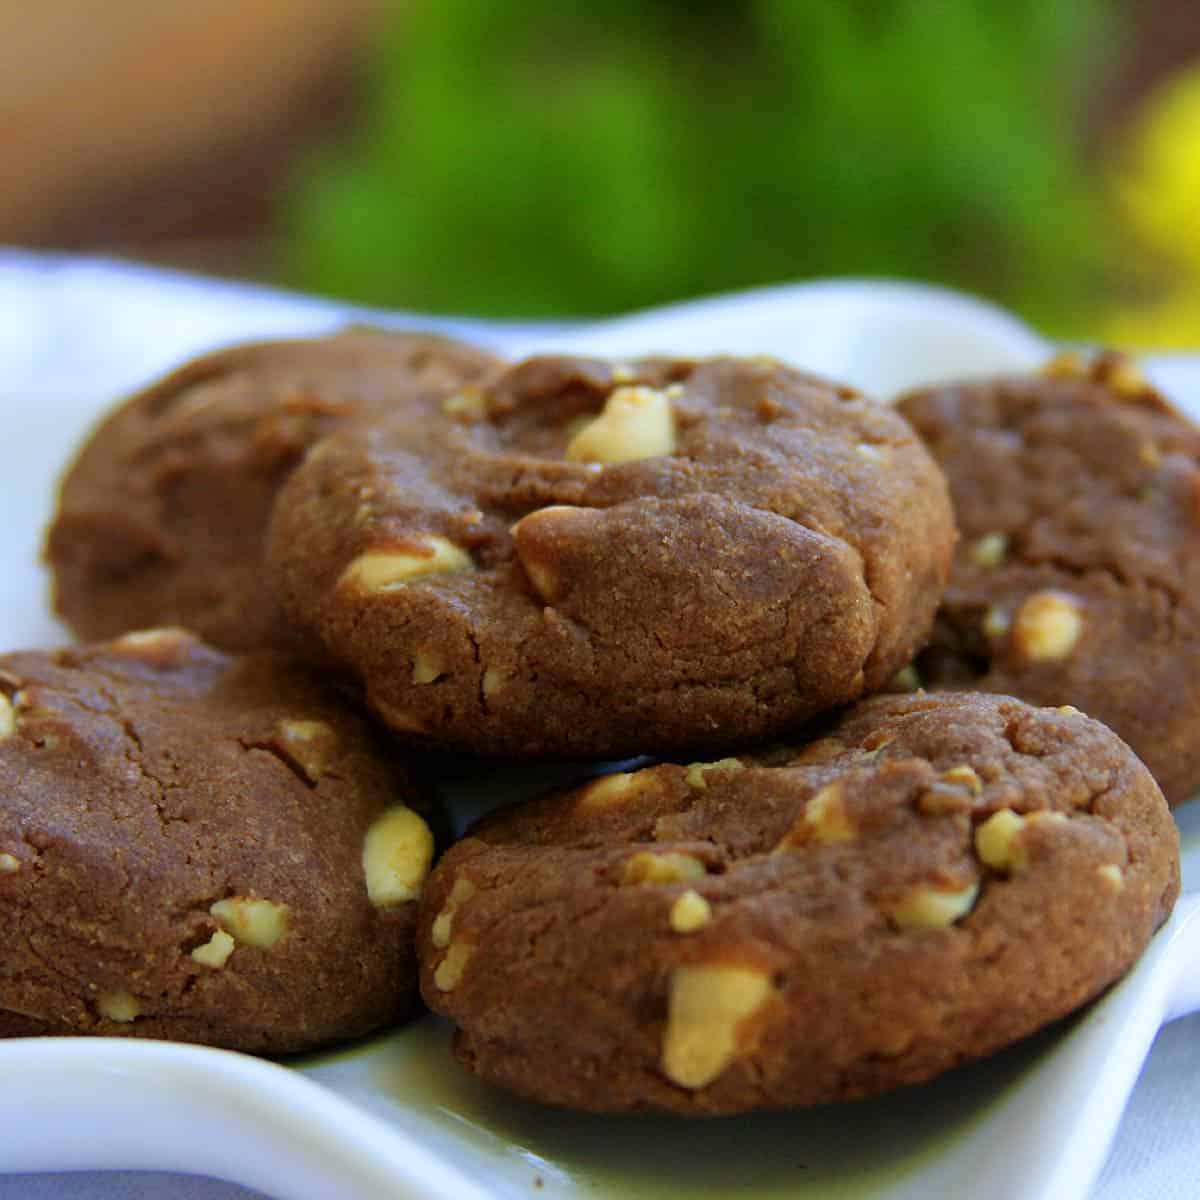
[0,249,1193,1200]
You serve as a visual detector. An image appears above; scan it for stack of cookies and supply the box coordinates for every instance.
[0,330,1184,1115]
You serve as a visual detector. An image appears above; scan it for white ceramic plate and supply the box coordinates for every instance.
[0,271,1196,1200]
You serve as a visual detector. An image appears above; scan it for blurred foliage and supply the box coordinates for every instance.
[1104,67,1200,349]
[283,0,1116,331]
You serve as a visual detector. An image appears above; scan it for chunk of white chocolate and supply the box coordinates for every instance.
[661,964,772,1089]
[432,877,477,950]
[575,770,658,812]
[565,386,676,464]
[190,929,236,968]
[434,941,475,991]
[774,783,855,851]
[96,989,141,1023]
[889,881,979,929]
[338,537,473,592]
[622,851,707,885]
[509,505,581,602]
[275,719,338,784]
[210,897,290,949]
[1012,591,1084,662]
[362,806,435,906]
[669,889,712,933]
[411,648,445,685]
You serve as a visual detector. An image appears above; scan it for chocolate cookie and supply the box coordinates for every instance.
[268,355,955,758]
[0,629,436,1053]
[417,692,1178,1114]
[897,353,1200,805]
[45,329,502,653]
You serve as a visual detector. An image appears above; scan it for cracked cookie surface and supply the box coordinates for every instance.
[46,329,502,653]
[0,629,435,1053]
[898,354,1200,804]
[417,692,1178,1113]
[268,355,955,758]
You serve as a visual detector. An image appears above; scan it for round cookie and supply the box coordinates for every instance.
[268,355,955,758]
[418,692,1178,1114]
[45,328,502,653]
[0,629,437,1053]
[897,352,1200,805]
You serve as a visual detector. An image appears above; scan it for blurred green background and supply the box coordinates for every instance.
[5,0,1200,345]
[280,0,1200,345]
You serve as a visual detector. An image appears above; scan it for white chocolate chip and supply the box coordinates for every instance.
[855,443,889,463]
[776,784,856,851]
[1056,705,1082,716]
[804,783,856,843]
[622,851,707,885]
[969,533,1008,569]
[889,881,979,929]
[565,385,676,464]
[683,758,742,790]
[576,771,655,812]
[97,989,140,1023]
[981,606,1011,639]
[976,808,1068,874]
[1042,351,1087,380]
[481,666,508,698]
[275,719,338,784]
[411,647,445,685]
[611,363,637,383]
[890,665,922,692]
[434,941,475,991]
[506,504,585,600]
[1012,591,1084,662]
[112,627,193,654]
[362,807,435,906]
[210,897,291,949]
[661,964,772,1089]
[338,537,473,593]
[669,890,712,933]
[111,628,194,668]
[1097,864,1125,892]
[975,809,1029,872]
[1102,357,1149,397]
[510,505,581,602]
[521,556,560,602]
[1139,441,1162,467]
[941,764,983,795]
[190,929,236,969]
[441,389,487,420]
[0,694,15,738]
[0,853,19,873]
[432,877,477,950]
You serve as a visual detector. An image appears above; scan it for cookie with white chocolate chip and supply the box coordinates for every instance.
[898,352,1200,804]
[417,692,1178,1113]
[0,629,436,1053]
[45,328,502,653]
[267,355,955,758]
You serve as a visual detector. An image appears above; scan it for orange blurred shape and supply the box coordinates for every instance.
[0,0,377,265]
